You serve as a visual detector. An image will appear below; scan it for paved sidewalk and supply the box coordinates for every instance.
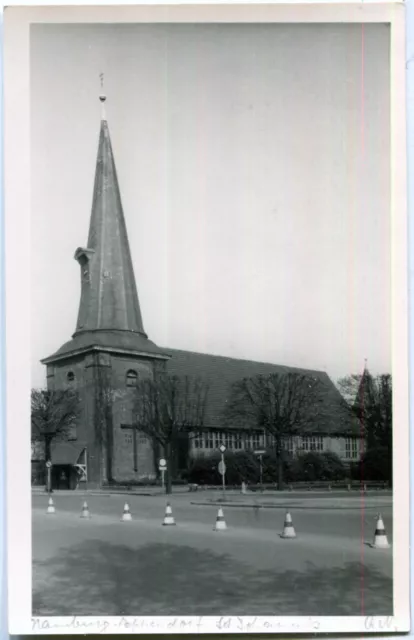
[191,495,393,511]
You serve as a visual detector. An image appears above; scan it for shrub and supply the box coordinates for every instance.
[187,449,348,486]
[357,446,392,483]
[286,451,347,483]
[31,461,45,486]
[319,451,348,481]
[188,451,260,485]
[261,451,280,483]
[225,451,260,484]
[187,452,221,485]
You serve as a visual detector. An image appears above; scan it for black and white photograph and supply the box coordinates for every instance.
[4,3,410,634]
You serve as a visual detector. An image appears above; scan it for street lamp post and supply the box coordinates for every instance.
[259,454,263,490]
[219,443,227,501]
[254,449,266,492]
[45,460,52,494]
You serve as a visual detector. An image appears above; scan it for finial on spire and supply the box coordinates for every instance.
[364,358,368,371]
[99,72,107,120]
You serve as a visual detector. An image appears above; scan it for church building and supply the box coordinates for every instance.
[39,94,362,489]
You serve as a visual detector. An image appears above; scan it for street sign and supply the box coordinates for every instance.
[254,450,266,456]
[219,444,226,454]
[218,460,226,476]
[159,458,167,468]
[46,460,52,468]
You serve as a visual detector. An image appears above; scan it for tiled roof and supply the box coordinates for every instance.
[50,440,87,465]
[165,349,359,436]
[42,329,170,364]
[75,118,146,336]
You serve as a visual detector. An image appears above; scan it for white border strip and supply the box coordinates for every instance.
[3,3,410,634]
[29,614,407,634]
[2,0,406,6]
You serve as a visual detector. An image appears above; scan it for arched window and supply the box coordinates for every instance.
[67,371,75,383]
[126,370,138,387]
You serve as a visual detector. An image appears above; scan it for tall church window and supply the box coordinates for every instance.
[214,432,222,449]
[284,437,294,456]
[234,434,243,450]
[126,370,138,387]
[224,433,234,449]
[316,437,324,451]
[345,437,358,459]
[301,436,324,452]
[205,432,214,449]
[194,432,204,449]
[252,433,261,450]
[67,371,75,383]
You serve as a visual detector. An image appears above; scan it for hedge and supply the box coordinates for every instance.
[354,446,392,484]
[186,451,349,485]
[186,450,349,485]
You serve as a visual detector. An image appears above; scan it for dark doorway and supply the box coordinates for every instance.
[52,465,73,490]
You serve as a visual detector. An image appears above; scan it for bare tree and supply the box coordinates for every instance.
[31,388,80,490]
[224,372,327,489]
[338,372,392,482]
[133,374,209,494]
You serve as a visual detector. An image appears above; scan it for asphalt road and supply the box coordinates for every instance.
[32,491,393,542]
[32,492,393,617]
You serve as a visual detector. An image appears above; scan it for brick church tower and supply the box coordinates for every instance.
[42,91,170,488]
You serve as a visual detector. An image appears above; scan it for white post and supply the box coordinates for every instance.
[259,455,263,490]
[47,466,51,494]
[221,453,226,500]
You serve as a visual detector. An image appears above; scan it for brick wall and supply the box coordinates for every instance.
[110,356,156,481]
[46,350,158,486]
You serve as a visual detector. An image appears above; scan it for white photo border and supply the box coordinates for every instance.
[3,2,409,634]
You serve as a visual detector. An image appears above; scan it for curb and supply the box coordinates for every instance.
[190,501,392,511]
[32,490,163,498]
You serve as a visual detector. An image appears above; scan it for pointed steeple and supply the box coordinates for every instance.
[74,90,146,337]
[42,83,169,364]
[354,359,373,411]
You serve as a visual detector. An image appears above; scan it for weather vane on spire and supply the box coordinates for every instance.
[99,72,106,119]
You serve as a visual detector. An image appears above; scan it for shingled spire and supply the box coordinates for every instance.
[42,84,168,363]
[74,90,145,336]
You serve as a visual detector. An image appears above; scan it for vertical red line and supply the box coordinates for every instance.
[360,23,366,617]
[346,28,355,376]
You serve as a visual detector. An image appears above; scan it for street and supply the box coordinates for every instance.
[32,491,393,617]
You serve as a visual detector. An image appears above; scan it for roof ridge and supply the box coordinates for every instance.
[163,347,328,375]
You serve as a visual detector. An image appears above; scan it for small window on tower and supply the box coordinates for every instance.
[67,371,75,383]
[126,370,138,387]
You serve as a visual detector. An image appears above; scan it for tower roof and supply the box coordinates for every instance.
[353,360,374,409]
[42,92,169,364]
[74,116,145,336]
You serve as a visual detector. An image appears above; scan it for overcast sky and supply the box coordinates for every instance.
[30,23,391,388]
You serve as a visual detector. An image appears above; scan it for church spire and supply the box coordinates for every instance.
[354,359,373,410]
[99,72,107,121]
[73,87,146,337]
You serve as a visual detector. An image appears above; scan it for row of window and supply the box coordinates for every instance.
[345,438,359,459]
[192,433,359,458]
[65,369,139,386]
[193,431,265,450]
[301,436,324,452]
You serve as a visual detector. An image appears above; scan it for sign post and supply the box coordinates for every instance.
[45,460,52,494]
[254,450,266,492]
[159,458,167,492]
[219,444,227,501]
